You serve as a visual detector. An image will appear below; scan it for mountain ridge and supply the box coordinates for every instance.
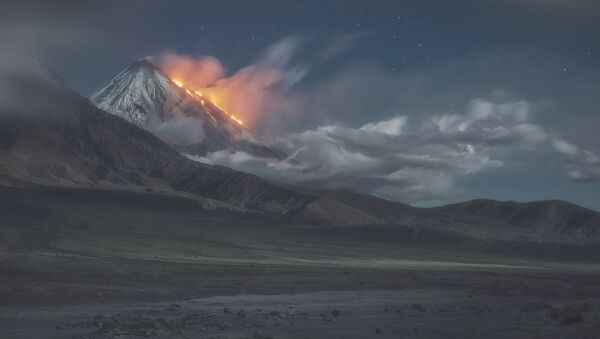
[89,59,288,160]
[1,62,599,245]
[0,64,316,214]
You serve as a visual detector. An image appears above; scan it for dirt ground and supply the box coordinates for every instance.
[1,187,600,338]
[2,257,600,339]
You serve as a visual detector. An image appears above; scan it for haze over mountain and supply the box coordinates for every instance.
[3,3,600,338]
[3,4,600,338]
[89,59,288,160]
[0,59,314,214]
[0,61,599,247]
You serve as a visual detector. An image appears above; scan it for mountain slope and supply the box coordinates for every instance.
[89,59,287,160]
[426,199,600,243]
[88,59,176,127]
[1,61,600,245]
[0,61,315,214]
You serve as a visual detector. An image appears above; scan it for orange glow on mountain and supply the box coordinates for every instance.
[230,115,244,125]
[172,79,183,87]
[171,78,245,127]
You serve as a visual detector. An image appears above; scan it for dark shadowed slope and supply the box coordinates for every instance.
[0,60,316,214]
[317,190,600,244]
[1,61,599,245]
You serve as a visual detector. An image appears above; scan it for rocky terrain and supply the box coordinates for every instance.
[4,61,599,245]
[4,288,600,339]
[1,61,600,338]
[0,62,317,215]
[1,184,600,338]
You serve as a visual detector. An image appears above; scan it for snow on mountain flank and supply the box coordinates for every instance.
[89,59,287,160]
[89,59,178,127]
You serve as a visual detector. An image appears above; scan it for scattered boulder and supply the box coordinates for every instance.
[94,320,117,335]
[545,305,585,326]
[412,304,427,312]
[560,314,583,326]
[76,309,230,338]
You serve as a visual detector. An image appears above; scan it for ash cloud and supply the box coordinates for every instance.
[155,52,225,89]
[154,36,308,131]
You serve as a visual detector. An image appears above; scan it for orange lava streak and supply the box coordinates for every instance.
[172,78,245,127]
[230,115,244,126]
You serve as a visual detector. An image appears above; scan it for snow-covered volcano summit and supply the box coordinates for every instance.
[89,59,287,160]
[89,59,177,127]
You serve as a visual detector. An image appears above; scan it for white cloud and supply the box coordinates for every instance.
[153,118,205,145]
[360,116,407,136]
[552,138,579,156]
[188,96,600,203]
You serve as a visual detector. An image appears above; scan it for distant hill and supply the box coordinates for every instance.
[1,61,599,245]
[0,59,315,214]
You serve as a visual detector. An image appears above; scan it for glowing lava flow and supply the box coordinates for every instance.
[171,78,245,127]
[172,79,184,88]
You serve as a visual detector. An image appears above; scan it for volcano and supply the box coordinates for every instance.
[89,59,288,160]
[0,59,319,214]
[2,60,600,245]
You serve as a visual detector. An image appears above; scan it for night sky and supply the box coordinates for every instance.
[2,0,600,210]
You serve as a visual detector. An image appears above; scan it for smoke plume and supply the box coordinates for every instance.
[154,36,307,132]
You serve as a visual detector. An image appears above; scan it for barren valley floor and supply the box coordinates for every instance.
[1,187,600,338]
